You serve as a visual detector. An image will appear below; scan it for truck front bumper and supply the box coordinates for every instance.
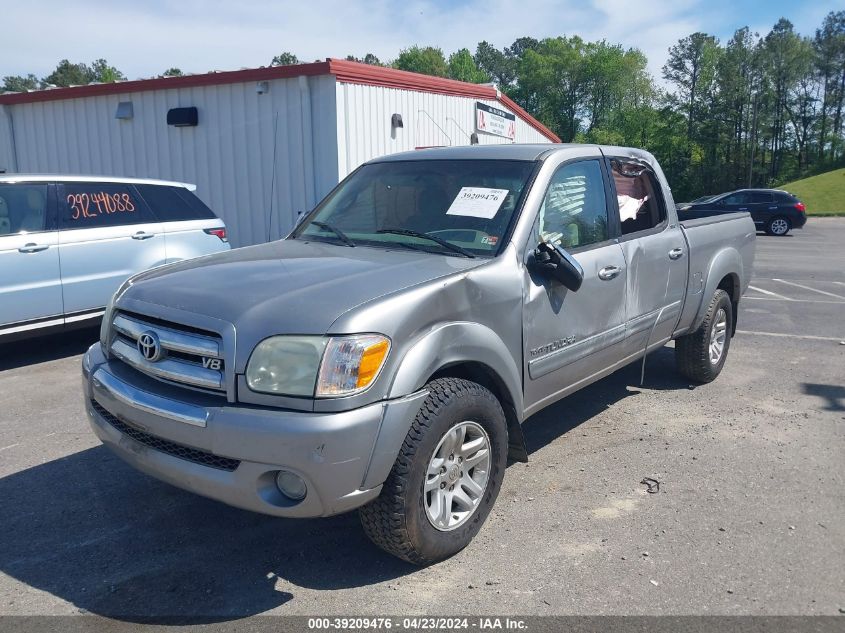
[82,343,426,518]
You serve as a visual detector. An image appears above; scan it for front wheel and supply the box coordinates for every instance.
[359,378,508,564]
[765,216,791,236]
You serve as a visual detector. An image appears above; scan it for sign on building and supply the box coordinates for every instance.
[475,102,516,140]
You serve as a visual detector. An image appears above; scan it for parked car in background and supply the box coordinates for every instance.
[82,144,755,564]
[677,188,806,236]
[0,176,229,341]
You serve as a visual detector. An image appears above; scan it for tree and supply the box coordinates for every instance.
[783,37,818,171]
[516,36,592,142]
[447,48,488,83]
[814,11,845,161]
[582,41,644,133]
[506,37,540,60]
[160,68,184,77]
[42,59,94,87]
[90,59,125,83]
[345,53,383,66]
[270,52,300,66]
[474,41,516,87]
[663,33,721,142]
[713,28,758,189]
[2,74,39,92]
[761,19,808,179]
[40,59,123,87]
[393,46,448,77]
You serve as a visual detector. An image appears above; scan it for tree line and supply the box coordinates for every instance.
[3,11,843,199]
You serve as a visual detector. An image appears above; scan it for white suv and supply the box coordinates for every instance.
[0,175,230,340]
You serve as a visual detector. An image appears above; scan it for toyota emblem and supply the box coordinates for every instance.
[137,331,163,362]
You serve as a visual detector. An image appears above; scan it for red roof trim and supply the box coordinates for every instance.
[0,61,333,106]
[0,58,560,142]
[328,59,499,99]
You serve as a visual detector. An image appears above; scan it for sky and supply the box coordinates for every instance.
[1,0,841,86]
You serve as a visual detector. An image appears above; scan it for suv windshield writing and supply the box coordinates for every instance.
[293,159,537,257]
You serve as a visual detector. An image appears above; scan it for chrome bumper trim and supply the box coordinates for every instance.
[92,367,209,427]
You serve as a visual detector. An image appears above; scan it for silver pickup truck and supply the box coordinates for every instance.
[82,144,755,564]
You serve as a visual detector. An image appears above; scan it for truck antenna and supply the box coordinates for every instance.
[640,305,666,386]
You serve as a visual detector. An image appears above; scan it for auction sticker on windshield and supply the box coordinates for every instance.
[446,187,509,219]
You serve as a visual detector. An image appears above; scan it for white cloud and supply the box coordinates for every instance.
[4,0,836,88]
[1,0,705,82]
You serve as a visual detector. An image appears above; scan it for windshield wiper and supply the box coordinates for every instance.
[310,221,355,247]
[376,228,475,258]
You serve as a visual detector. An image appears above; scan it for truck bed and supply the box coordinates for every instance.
[674,212,757,337]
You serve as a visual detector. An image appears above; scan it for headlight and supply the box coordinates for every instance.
[316,335,390,397]
[100,294,115,353]
[246,336,328,396]
[100,277,134,354]
[245,334,390,398]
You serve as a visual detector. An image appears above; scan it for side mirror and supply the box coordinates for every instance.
[530,241,584,292]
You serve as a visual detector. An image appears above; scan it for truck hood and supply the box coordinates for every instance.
[121,239,484,337]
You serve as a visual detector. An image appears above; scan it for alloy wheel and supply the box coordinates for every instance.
[709,308,728,365]
[770,218,789,235]
[424,421,491,531]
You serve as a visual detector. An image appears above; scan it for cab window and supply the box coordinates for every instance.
[59,183,147,228]
[537,160,609,250]
[0,184,49,235]
[610,160,666,236]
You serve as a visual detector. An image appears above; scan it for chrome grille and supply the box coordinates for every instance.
[109,312,225,393]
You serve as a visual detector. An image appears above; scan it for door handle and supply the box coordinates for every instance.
[18,243,49,253]
[768,206,778,210]
[598,265,622,280]
[668,247,684,260]
[131,231,155,240]
[738,207,748,211]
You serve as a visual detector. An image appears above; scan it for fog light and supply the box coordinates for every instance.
[275,470,307,501]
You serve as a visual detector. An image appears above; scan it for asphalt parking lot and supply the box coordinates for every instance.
[0,219,843,621]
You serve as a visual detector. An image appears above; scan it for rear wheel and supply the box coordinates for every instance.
[675,289,733,383]
[765,216,791,236]
[359,378,508,565]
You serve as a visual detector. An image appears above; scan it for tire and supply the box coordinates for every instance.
[765,216,791,236]
[359,378,508,565]
[675,289,733,384]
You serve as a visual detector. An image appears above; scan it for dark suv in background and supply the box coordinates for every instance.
[677,188,807,236]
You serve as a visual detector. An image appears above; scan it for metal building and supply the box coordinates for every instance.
[0,59,559,247]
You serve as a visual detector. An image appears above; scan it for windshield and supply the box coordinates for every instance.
[292,159,537,257]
